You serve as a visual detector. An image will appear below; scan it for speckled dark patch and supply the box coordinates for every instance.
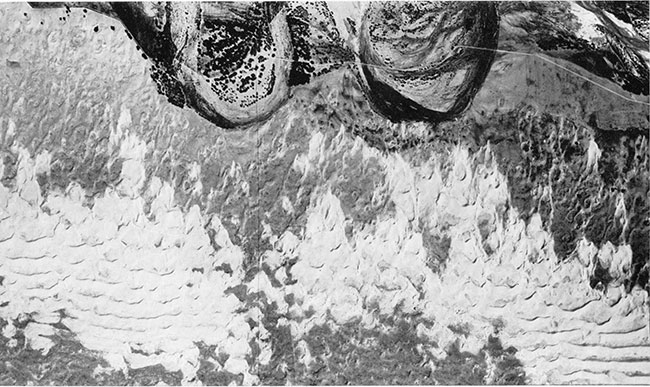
[432,340,487,385]
[483,335,527,385]
[257,301,526,386]
[149,62,186,109]
[286,6,314,87]
[472,105,649,290]
[286,3,353,87]
[0,318,184,385]
[44,151,123,202]
[136,73,399,274]
[422,225,452,273]
[1,150,18,188]
[498,2,649,96]
[194,342,244,386]
[330,151,390,224]
[197,4,277,108]
[448,322,471,337]
[592,127,649,290]
[0,132,123,205]
[258,311,439,385]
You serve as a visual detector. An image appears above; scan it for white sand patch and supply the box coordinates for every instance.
[570,3,606,42]
[265,130,650,384]
[0,143,259,385]
[326,1,367,49]
[586,138,601,172]
[603,10,639,38]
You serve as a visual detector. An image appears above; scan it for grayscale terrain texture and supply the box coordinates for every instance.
[0,1,649,385]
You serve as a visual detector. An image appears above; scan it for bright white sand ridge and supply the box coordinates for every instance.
[1,135,648,384]
[0,145,258,383]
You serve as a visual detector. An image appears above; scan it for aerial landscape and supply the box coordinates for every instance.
[0,1,648,385]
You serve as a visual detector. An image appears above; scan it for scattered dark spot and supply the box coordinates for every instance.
[224,284,248,303]
[448,322,471,337]
[483,335,526,384]
[1,151,18,187]
[422,226,451,273]
[590,258,614,290]
[6,60,20,68]
[214,263,233,275]
[491,318,506,334]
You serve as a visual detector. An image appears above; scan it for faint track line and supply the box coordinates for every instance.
[456,45,650,107]
[271,45,650,107]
